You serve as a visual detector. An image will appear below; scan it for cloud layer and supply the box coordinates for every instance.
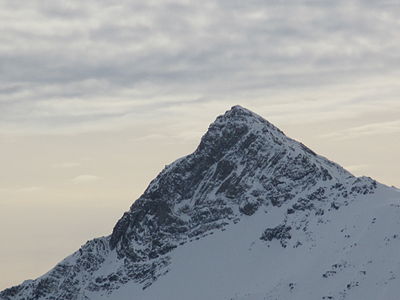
[1,0,400,135]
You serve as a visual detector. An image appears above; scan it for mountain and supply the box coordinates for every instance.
[2,105,400,300]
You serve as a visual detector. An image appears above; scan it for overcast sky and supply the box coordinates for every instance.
[1,0,400,290]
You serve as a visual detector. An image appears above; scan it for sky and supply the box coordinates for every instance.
[1,0,400,290]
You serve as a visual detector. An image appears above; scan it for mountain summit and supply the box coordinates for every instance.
[2,106,400,300]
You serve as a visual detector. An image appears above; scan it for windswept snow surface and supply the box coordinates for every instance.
[103,186,400,300]
[2,106,400,300]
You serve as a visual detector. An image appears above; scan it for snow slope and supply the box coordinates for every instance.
[108,186,400,300]
[2,105,400,300]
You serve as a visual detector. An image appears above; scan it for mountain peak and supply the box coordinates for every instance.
[196,105,285,157]
[215,105,285,135]
[1,105,388,300]
[218,105,267,124]
[225,105,255,117]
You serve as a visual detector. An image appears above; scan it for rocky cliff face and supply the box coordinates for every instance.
[1,106,395,300]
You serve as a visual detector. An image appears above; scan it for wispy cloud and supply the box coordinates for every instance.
[72,175,100,184]
[321,120,400,140]
[18,186,44,192]
[0,186,44,193]
[52,162,80,168]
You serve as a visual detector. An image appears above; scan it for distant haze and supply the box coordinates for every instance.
[1,0,400,290]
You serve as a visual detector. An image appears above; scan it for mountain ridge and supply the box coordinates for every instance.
[2,105,399,300]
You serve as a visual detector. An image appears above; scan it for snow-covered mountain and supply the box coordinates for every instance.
[2,105,400,300]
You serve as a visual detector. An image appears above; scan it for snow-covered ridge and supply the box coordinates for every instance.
[1,105,398,300]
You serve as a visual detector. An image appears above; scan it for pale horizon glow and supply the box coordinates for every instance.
[1,0,400,290]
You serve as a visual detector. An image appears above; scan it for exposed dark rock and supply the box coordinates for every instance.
[260,224,292,247]
[239,201,259,216]
[331,202,340,210]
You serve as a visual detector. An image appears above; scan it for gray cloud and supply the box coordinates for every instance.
[1,0,400,134]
